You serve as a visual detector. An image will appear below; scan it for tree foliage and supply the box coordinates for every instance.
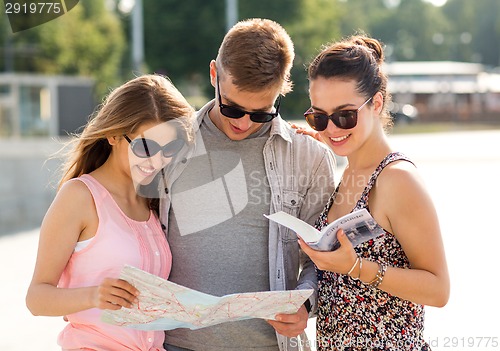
[141,0,225,95]
[1,0,125,99]
[284,0,342,115]
[442,0,500,66]
[1,0,500,112]
[139,0,500,114]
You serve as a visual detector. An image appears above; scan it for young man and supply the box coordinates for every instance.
[160,18,336,351]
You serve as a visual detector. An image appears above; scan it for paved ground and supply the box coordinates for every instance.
[1,129,499,350]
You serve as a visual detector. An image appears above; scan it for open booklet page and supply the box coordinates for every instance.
[101,265,313,331]
[265,208,385,251]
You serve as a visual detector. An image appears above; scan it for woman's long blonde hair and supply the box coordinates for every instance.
[59,74,195,189]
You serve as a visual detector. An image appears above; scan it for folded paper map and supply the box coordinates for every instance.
[101,265,313,331]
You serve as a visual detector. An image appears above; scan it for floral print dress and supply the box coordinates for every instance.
[315,152,430,351]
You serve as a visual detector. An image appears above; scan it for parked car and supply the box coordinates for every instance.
[388,102,418,124]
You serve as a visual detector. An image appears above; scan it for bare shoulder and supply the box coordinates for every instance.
[39,177,98,246]
[57,178,94,206]
[48,178,96,224]
[375,158,435,217]
[377,159,424,193]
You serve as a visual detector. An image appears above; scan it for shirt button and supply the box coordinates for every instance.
[155,251,160,256]
[144,224,148,229]
[148,337,153,342]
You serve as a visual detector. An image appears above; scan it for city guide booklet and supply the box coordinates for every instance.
[264,208,385,251]
[101,265,313,331]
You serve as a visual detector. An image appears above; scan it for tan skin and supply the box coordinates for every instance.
[208,61,280,141]
[298,77,450,307]
[26,122,177,317]
[208,61,309,337]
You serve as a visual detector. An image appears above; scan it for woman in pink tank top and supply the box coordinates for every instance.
[26,75,194,351]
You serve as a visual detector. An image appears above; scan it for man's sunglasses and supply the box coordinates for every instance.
[124,135,185,158]
[216,74,281,123]
[304,96,373,131]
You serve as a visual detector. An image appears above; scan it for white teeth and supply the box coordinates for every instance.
[330,134,350,142]
[138,166,155,174]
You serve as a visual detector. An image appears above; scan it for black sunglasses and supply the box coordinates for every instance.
[304,96,373,131]
[216,74,281,123]
[124,135,185,158]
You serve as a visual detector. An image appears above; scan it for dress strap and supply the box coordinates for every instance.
[356,152,414,209]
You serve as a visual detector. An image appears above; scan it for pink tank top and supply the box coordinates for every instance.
[57,174,171,351]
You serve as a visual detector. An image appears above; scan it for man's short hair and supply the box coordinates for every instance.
[216,18,294,95]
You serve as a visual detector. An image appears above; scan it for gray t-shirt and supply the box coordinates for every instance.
[165,113,278,350]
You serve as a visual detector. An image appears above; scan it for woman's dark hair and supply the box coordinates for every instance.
[308,34,392,128]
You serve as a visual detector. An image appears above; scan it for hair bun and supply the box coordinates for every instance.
[350,35,384,65]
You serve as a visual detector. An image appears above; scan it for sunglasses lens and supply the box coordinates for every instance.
[305,113,328,131]
[250,113,275,123]
[162,139,185,157]
[304,110,358,131]
[336,111,357,129]
[131,139,161,158]
[131,138,185,158]
[221,106,246,119]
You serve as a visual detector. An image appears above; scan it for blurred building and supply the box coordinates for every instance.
[0,74,94,235]
[385,61,500,123]
[0,73,94,137]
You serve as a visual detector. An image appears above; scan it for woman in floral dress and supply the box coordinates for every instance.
[298,35,450,350]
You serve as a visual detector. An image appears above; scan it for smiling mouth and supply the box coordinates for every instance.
[330,134,351,142]
[138,165,156,175]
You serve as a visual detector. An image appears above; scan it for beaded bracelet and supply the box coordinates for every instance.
[366,262,387,288]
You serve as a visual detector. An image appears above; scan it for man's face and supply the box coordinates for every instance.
[209,69,281,141]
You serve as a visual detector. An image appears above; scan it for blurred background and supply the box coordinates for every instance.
[0,0,499,350]
[2,0,500,234]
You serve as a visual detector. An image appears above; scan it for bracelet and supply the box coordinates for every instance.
[354,257,363,281]
[366,262,387,288]
[347,256,360,276]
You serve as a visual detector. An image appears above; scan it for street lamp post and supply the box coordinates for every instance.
[226,0,238,32]
[132,0,144,73]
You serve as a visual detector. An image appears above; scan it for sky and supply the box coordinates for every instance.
[422,0,448,6]
[384,0,448,7]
